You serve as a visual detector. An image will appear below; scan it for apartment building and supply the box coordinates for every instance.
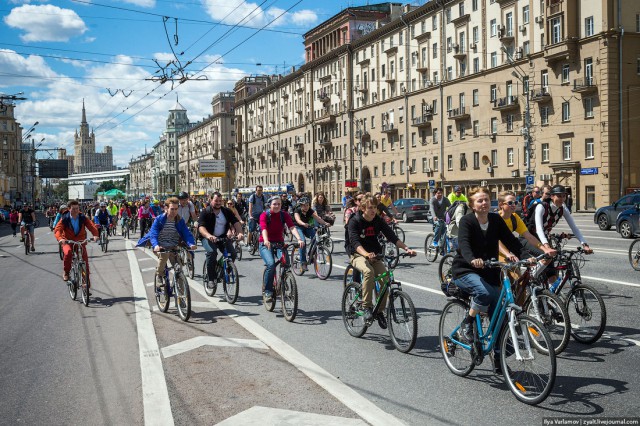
[0,101,24,205]
[177,92,236,197]
[235,0,639,208]
[129,152,154,198]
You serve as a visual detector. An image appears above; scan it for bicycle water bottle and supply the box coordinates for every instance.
[550,277,562,292]
[375,280,380,293]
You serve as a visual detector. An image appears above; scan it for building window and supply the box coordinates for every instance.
[459,2,464,16]
[399,57,404,71]
[562,140,571,160]
[433,15,438,30]
[542,143,550,162]
[473,26,479,43]
[491,117,498,134]
[585,138,595,159]
[507,148,514,165]
[433,128,439,143]
[540,105,549,125]
[381,138,386,151]
[490,19,497,37]
[473,89,479,106]
[374,166,379,177]
[411,158,416,174]
[447,155,453,170]
[472,0,478,12]
[447,95,453,112]
[460,153,467,169]
[382,162,386,176]
[400,134,404,148]
[562,101,570,122]
[411,132,416,147]
[473,58,480,73]
[491,52,497,68]
[447,125,453,141]
[400,160,405,175]
[460,123,466,139]
[523,5,530,24]
[551,17,562,44]
[585,16,594,37]
[473,152,480,169]
[473,120,479,137]
[584,97,594,118]
[434,156,439,171]
[506,114,514,132]
[541,70,549,90]
[433,43,438,59]
[390,161,396,175]
[491,149,498,167]
[523,41,530,56]
[490,84,497,101]
[445,8,451,24]
[562,65,570,83]
[422,158,428,173]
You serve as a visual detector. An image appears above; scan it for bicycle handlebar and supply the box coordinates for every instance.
[61,239,91,245]
[484,252,550,269]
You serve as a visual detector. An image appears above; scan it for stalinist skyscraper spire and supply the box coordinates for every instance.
[72,99,114,174]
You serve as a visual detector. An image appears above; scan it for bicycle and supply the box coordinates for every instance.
[439,252,571,355]
[140,217,153,237]
[121,217,130,239]
[424,220,455,262]
[342,253,417,352]
[234,237,243,261]
[546,233,607,344]
[439,258,556,405]
[290,225,333,280]
[202,237,240,304]
[316,224,334,253]
[377,233,400,269]
[63,239,92,307]
[630,238,640,271]
[155,247,192,322]
[179,244,195,279]
[98,224,109,253]
[248,219,260,256]
[23,224,33,255]
[262,242,300,321]
[130,216,138,234]
[188,222,199,247]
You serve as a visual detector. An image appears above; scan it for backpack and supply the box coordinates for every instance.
[445,201,467,225]
[525,200,563,235]
[523,198,543,230]
[250,193,267,207]
[266,210,285,226]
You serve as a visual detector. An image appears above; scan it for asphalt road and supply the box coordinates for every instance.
[0,212,638,425]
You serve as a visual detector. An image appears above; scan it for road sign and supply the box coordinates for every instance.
[580,167,599,175]
[428,180,435,187]
[525,175,534,185]
[199,159,226,178]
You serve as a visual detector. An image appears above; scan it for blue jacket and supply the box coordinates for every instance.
[94,210,111,225]
[52,211,67,228]
[136,213,195,248]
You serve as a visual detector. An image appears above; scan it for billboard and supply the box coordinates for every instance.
[199,159,225,178]
[38,159,69,178]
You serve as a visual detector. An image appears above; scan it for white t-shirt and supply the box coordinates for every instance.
[213,210,227,237]
[177,201,195,222]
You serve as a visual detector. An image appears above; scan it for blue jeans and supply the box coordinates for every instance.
[248,213,261,233]
[454,273,500,316]
[433,220,445,245]
[296,226,315,264]
[202,238,236,282]
[259,243,288,293]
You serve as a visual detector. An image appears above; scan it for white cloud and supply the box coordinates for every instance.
[4,4,88,42]
[0,49,60,88]
[201,0,317,28]
[118,0,156,7]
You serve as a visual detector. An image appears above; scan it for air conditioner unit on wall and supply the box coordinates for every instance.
[425,167,432,173]
[535,16,544,24]
[487,166,493,173]
[470,43,477,50]
[519,25,526,33]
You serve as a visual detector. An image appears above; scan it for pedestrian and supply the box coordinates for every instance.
[9,208,19,237]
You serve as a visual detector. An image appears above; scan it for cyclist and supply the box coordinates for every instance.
[119,201,133,231]
[137,197,196,284]
[260,196,304,302]
[198,192,244,290]
[107,201,118,227]
[177,191,198,225]
[52,204,69,229]
[347,194,416,327]
[428,187,451,247]
[224,199,243,224]
[293,197,332,271]
[138,199,156,237]
[447,185,469,204]
[313,192,335,225]
[451,187,523,343]
[247,185,268,246]
[18,203,36,251]
[521,186,540,216]
[343,194,363,255]
[280,193,292,214]
[94,202,112,243]
[45,205,57,228]
[379,188,399,218]
[445,200,469,251]
[233,193,248,220]
[55,200,99,283]
[150,200,163,217]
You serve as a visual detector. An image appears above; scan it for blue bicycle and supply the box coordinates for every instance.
[202,236,240,304]
[424,219,456,262]
[439,257,556,405]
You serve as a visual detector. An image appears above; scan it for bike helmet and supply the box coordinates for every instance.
[100,202,107,207]
[550,185,567,195]
[267,196,280,206]
[59,204,68,211]
[178,191,189,200]
[299,197,310,205]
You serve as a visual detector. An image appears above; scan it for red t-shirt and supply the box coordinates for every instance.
[259,209,294,243]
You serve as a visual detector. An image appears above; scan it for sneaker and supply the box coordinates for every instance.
[457,320,474,343]
[30,246,35,252]
[376,313,388,329]
[264,291,273,303]
[20,237,24,242]
[363,308,374,322]
[432,241,439,247]
[63,272,70,281]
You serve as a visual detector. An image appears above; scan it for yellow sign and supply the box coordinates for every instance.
[200,172,225,178]
[199,159,226,178]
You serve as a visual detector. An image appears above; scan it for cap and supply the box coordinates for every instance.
[267,196,280,205]
[178,191,189,199]
[299,197,310,205]
[550,185,567,195]
[100,202,107,207]
[59,204,68,210]
[454,185,462,192]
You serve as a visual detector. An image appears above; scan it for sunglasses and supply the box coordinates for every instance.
[227,203,234,206]
[532,190,540,193]
[504,201,517,206]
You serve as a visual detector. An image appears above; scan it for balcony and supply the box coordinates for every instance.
[385,74,396,83]
[411,115,432,128]
[448,107,470,121]
[383,44,398,55]
[319,73,332,83]
[316,111,336,124]
[257,149,265,159]
[294,139,304,149]
[319,136,332,147]
[282,111,288,119]
[281,92,289,99]
[492,95,519,111]
[453,46,467,60]
[544,38,578,64]
[358,83,368,93]
[257,119,264,128]
[295,84,304,93]
[530,89,551,103]
[319,93,331,104]
[279,146,289,155]
[414,31,431,43]
[572,77,597,94]
[498,29,515,43]
[295,107,303,114]
[357,55,370,66]
[416,64,428,73]
[451,14,470,27]
[381,123,398,133]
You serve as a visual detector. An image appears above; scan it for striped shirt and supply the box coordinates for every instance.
[157,219,180,248]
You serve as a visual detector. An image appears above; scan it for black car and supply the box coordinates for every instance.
[393,198,430,223]
[615,204,640,239]
[594,191,640,230]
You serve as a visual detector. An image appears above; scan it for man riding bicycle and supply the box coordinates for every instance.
[293,197,331,271]
[177,191,198,225]
[347,194,415,327]
[19,203,37,252]
[94,202,112,242]
[138,199,156,236]
[429,187,451,247]
[198,192,244,290]
[247,185,268,246]
[55,200,99,283]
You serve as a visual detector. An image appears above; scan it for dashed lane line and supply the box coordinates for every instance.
[161,336,268,358]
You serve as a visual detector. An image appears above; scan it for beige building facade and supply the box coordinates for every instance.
[0,101,24,205]
[178,92,236,197]
[234,0,638,208]
[129,152,154,198]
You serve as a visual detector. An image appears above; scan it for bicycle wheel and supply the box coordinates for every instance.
[235,241,243,261]
[341,283,368,337]
[322,236,334,254]
[223,262,240,304]
[80,264,90,307]
[174,273,191,322]
[203,262,217,297]
[314,246,332,280]
[249,232,259,256]
[500,314,556,405]
[565,283,607,344]
[438,254,455,286]
[155,273,170,312]
[439,299,475,376]
[185,252,195,279]
[384,241,399,269]
[261,269,276,312]
[343,264,355,289]
[281,271,298,322]
[424,233,438,262]
[289,245,304,276]
[387,290,417,353]
[629,239,640,271]
[394,225,405,243]
[68,266,78,300]
[525,290,571,355]
[24,235,29,255]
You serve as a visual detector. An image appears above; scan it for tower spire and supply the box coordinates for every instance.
[82,99,87,124]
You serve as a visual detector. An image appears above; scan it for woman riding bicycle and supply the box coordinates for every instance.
[347,194,415,327]
[312,192,335,225]
[293,197,331,271]
[259,196,304,303]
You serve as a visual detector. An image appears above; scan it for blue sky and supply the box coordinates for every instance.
[0,0,392,167]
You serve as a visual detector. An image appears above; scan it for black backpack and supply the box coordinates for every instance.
[445,201,467,225]
[266,210,285,225]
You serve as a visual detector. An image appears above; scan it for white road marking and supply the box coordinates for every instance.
[140,267,156,272]
[186,279,406,426]
[126,241,174,426]
[161,336,268,358]
[138,257,156,262]
[581,275,640,288]
[333,264,444,296]
[216,406,366,426]
[145,282,155,287]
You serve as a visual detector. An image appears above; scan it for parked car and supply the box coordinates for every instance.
[0,208,9,222]
[615,204,640,239]
[393,198,430,223]
[594,191,640,230]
